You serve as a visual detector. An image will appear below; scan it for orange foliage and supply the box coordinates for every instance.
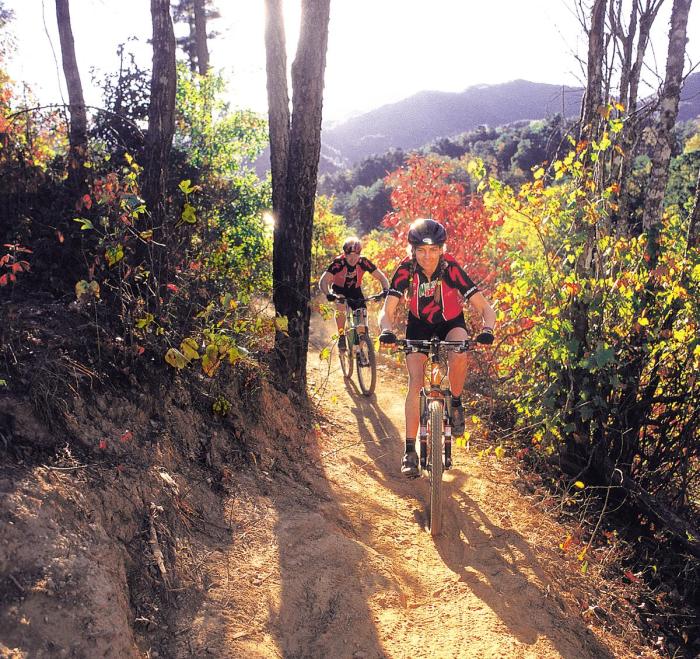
[379,155,501,287]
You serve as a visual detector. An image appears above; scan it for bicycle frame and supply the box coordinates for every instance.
[334,292,385,395]
[398,336,474,536]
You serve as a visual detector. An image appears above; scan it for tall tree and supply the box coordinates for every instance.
[142,0,177,234]
[193,0,209,75]
[579,0,607,137]
[640,0,692,256]
[172,0,218,73]
[265,0,331,395]
[55,0,87,184]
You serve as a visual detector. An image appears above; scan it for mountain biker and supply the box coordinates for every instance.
[377,218,496,477]
[319,237,390,350]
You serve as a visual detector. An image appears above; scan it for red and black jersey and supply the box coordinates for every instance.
[326,255,377,291]
[388,254,478,324]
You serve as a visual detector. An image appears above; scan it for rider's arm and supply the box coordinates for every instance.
[318,271,334,296]
[468,291,496,331]
[370,268,390,292]
[378,294,399,332]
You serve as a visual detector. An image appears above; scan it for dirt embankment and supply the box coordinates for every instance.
[0,303,664,657]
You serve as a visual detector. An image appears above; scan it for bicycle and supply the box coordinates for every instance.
[396,335,475,536]
[332,292,385,396]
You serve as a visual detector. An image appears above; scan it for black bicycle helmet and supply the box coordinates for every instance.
[407,218,447,246]
[343,237,362,254]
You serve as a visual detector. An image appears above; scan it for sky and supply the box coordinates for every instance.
[3,0,700,123]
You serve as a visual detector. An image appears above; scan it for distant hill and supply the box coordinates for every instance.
[320,79,584,169]
[318,74,700,172]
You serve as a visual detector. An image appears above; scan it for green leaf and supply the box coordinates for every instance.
[181,203,197,224]
[274,315,289,334]
[73,218,94,231]
[135,313,155,329]
[179,179,194,194]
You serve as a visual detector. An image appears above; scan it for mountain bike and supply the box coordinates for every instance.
[397,336,474,536]
[334,292,385,396]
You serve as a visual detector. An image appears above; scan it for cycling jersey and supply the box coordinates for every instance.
[326,255,377,291]
[388,254,478,324]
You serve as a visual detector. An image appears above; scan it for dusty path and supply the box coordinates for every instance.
[179,318,632,658]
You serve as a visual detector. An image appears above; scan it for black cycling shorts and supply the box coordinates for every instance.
[331,285,366,309]
[406,313,467,341]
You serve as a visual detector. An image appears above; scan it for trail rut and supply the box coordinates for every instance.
[179,318,633,658]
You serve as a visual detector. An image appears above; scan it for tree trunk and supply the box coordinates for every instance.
[615,0,663,237]
[142,0,177,235]
[55,0,87,186]
[579,0,607,137]
[687,164,700,250]
[265,0,330,396]
[640,0,692,255]
[193,0,209,75]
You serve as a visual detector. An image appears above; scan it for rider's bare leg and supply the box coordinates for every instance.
[335,301,346,334]
[405,352,428,439]
[446,326,469,397]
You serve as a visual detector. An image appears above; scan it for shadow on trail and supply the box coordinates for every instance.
[340,369,617,658]
[433,472,616,658]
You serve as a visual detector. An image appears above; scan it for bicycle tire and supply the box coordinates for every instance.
[428,400,444,536]
[339,341,353,378]
[355,333,376,396]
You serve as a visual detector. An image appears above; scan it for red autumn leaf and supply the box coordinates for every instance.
[120,430,133,443]
[624,570,640,583]
[136,346,145,356]
[0,255,9,266]
[0,274,8,286]
[99,439,108,450]
[166,283,179,293]
[82,194,93,210]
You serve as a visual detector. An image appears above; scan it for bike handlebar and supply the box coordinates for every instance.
[395,337,474,354]
[333,292,387,304]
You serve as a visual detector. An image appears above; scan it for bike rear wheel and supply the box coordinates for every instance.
[355,333,376,396]
[428,400,444,536]
[338,334,354,378]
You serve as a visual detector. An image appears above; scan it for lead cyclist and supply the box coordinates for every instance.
[377,219,496,477]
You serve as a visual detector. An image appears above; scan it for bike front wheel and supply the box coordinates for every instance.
[338,337,353,379]
[428,399,444,536]
[355,333,376,396]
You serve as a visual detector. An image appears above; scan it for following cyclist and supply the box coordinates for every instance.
[319,237,390,351]
[377,218,496,477]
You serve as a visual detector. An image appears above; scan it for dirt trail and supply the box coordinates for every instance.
[180,319,632,659]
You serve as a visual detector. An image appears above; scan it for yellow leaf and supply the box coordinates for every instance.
[574,480,585,489]
[135,313,154,329]
[577,547,587,561]
[274,315,289,334]
[165,348,188,370]
[88,280,100,298]
[105,244,124,267]
[139,229,153,240]
[181,203,197,224]
[638,316,649,326]
[495,446,506,460]
[180,337,200,361]
[75,280,89,300]
[201,351,221,377]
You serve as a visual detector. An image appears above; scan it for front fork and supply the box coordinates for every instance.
[418,389,453,470]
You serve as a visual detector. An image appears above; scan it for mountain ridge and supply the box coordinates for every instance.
[318,74,700,171]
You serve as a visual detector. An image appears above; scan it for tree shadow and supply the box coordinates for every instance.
[432,472,617,658]
[338,373,617,658]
